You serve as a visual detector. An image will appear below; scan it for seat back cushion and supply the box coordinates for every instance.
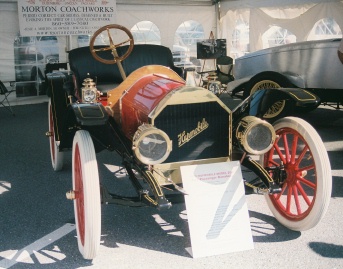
[69,44,182,89]
[122,44,182,76]
[69,46,123,88]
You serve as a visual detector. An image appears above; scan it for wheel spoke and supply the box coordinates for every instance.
[296,181,312,206]
[274,142,287,164]
[106,28,115,47]
[296,174,316,189]
[286,187,292,213]
[290,134,298,164]
[295,145,309,167]
[275,183,287,200]
[300,164,315,172]
[93,47,112,52]
[292,185,302,215]
[269,159,280,166]
[282,133,290,163]
[114,38,133,48]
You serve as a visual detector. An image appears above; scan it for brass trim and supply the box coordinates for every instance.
[148,86,232,161]
[178,118,209,148]
[236,116,276,155]
[107,65,185,124]
[287,89,318,101]
[249,158,274,183]
[150,87,231,125]
[132,124,172,165]
[145,170,164,197]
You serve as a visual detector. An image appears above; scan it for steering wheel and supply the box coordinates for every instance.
[90,24,134,65]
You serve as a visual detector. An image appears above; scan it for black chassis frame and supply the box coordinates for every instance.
[47,70,320,210]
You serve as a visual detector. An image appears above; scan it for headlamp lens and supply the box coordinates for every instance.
[133,125,172,165]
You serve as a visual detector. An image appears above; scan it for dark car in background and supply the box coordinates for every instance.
[14,36,59,96]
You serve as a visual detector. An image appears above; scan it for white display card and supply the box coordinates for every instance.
[181,161,254,258]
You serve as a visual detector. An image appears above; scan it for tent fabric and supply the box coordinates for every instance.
[0,3,18,82]
[116,4,215,49]
[1,0,343,83]
[220,1,343,53]
[0,2,214,82]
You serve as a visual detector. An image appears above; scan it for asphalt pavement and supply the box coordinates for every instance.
[0,97,343,269]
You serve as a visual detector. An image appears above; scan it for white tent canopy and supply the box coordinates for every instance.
[0,0,342,88]
[220,0,343,53]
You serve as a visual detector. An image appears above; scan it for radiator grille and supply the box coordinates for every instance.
[154,101,230,163]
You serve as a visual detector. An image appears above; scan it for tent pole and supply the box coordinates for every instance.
[214,0,221,38]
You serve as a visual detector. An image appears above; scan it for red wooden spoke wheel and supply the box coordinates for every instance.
[48,98,64,171]
[72,130,101,259]
[262,117,332,231]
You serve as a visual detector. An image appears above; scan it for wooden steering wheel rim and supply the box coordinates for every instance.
[89,24,134,65]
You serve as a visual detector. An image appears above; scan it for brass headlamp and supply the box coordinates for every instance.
[81,78,97,103]
[236,116,276,155]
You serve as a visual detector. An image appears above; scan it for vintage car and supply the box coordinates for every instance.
[228,38,343,118]
[14,36,59,95]
[46,24,332,259]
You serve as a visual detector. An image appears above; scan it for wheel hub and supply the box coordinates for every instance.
[284,163,299,185]
[66,190,76,200]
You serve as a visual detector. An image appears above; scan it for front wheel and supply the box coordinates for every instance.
[72,130,101,259]
[262,117,332,231]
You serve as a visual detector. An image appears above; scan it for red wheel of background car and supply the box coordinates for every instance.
[48,98,64,171]
[72,130,101,259]
[262,117,331,231]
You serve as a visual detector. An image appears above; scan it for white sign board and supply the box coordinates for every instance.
[18,0,117,36]
[181,161,254,258]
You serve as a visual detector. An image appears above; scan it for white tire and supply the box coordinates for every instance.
[72,130,101,259]
[262,117,332,231]
[48,98,64,171]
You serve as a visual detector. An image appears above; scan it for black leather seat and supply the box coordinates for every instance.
[216,55,234,85]
[68,44,183,94]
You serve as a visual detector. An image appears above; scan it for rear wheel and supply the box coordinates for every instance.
[262,117,332,231]
[48,99,64,171]
[72,130,101,259]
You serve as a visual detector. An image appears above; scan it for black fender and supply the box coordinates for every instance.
[242,71,293,98]
[59,102,110,152]
[70,103,109,126]
[241,71,307,98]
[46,71,70,144]
[233,87,320,121]
[251,88,320,118]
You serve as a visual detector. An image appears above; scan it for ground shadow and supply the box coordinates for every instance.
[309,242,343,258]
